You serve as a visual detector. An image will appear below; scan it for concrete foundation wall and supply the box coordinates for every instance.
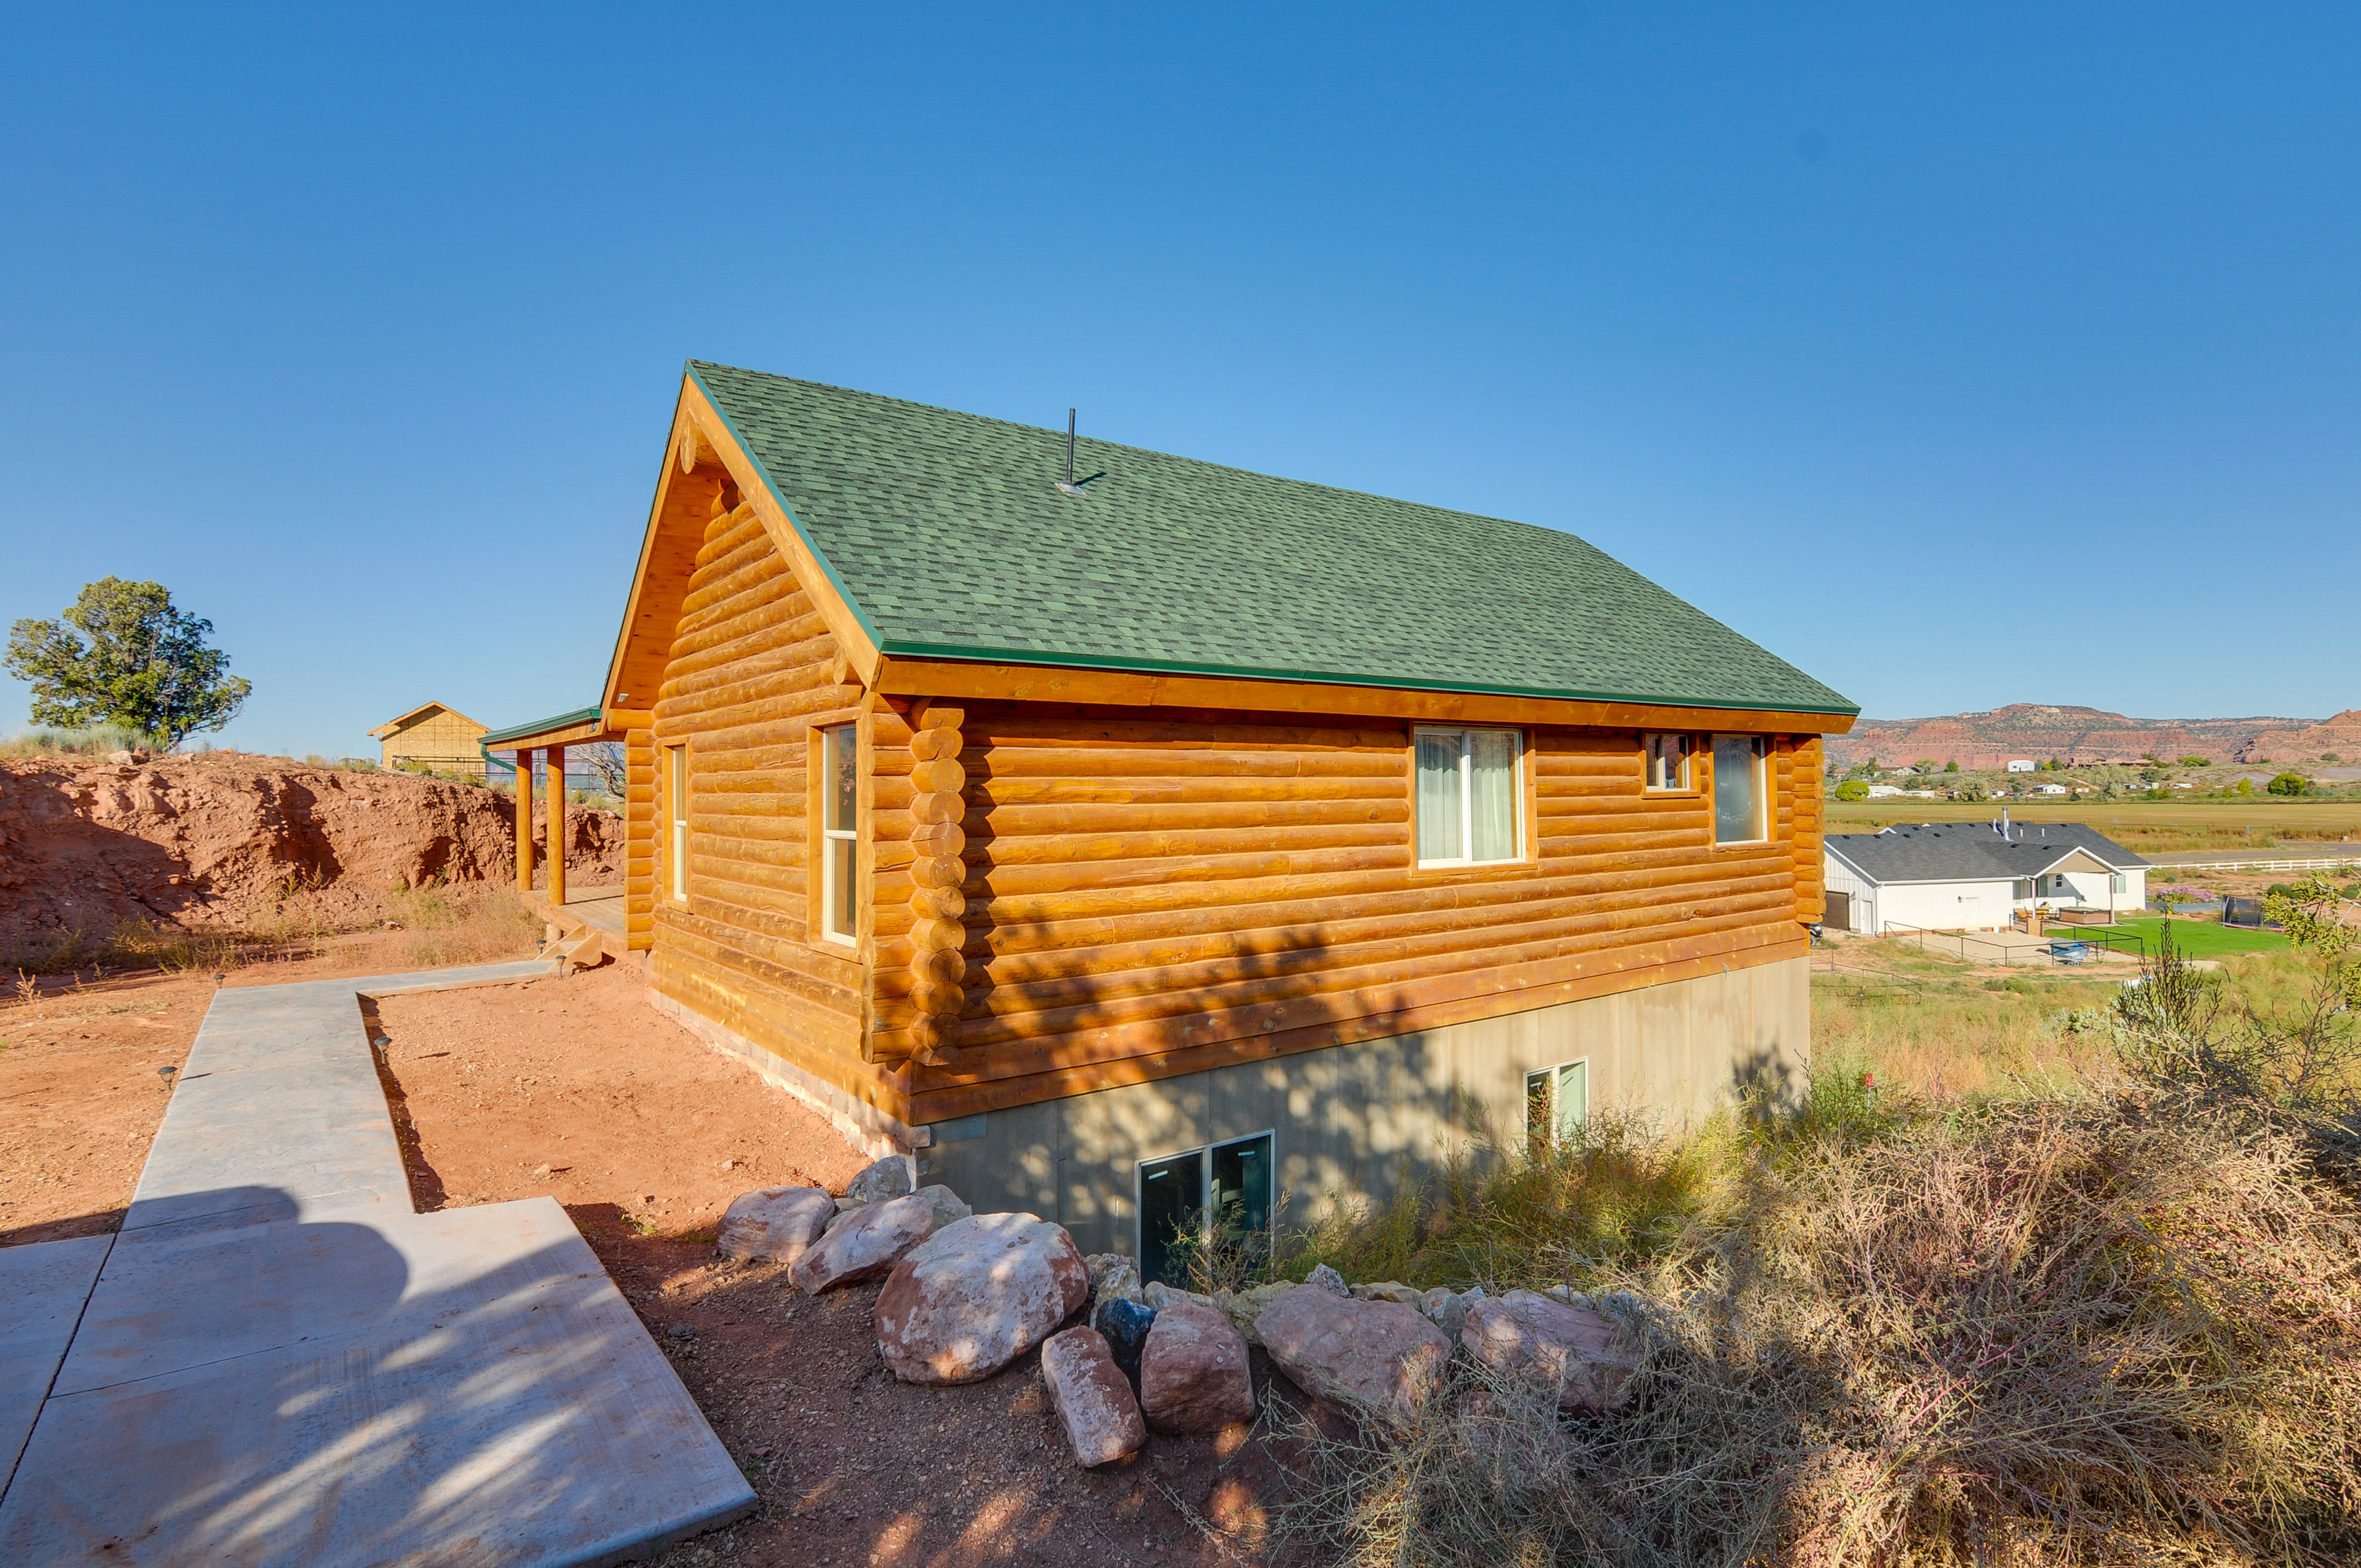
[917,955,1809,1259]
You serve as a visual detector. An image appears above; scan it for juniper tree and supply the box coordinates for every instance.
[5,577,251,747]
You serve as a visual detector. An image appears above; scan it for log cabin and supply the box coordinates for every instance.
[490,362,1857,1278]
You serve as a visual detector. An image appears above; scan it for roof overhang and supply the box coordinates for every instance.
[877,655,1851,733]
[480,705,652,753]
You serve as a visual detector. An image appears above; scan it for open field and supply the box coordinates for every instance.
[1827,795,2361,853]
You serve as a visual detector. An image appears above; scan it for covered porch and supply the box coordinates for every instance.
[478,705,650,970]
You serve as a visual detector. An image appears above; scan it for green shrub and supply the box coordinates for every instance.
[1832,779,1869,801]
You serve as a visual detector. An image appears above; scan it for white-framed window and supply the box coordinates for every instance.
[2110,873,2127,895]
[1711,735,1766,844]
[820,723,859,946]
[666,743,690,901]
[1526,1061,1588,1151]
[1415,726,1522,866]
[1643,732,1693,791]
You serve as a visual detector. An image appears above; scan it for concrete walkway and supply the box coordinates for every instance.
[0,962,755,1566]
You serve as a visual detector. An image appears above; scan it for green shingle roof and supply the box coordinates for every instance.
[689,362,1856,717]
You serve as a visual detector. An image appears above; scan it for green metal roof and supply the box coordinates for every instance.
[480,706,603,747]
[689,362,1857,717]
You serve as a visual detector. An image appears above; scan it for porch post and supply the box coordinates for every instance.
[546,743,567,908]
[515,748,536,894]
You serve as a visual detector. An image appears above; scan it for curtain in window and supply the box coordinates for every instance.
[1468,729,1518,861]
[1416,732,1462,861]
[1713,735,1762,843]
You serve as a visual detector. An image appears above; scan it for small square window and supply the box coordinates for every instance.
[1712,735,1766,844]
[1643,732,1692,791]
[1415,727,1522,866]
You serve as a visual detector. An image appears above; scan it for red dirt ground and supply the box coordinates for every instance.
[4,952,1293,1563]
[0,926,539,1245]
[374,964,1292,1568]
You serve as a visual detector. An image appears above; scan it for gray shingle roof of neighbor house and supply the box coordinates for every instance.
[1825,822,2150,885]
[687,362,1859,718]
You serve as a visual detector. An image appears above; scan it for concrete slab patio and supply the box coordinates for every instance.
[0,961,756,1567]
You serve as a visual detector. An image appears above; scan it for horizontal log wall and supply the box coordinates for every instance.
[648,496,888,1118]
[895,708,1822,1120]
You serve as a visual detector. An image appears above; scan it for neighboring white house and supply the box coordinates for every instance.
[2005,760,2039,773]
[2028,782,2068,796]
[1822,820,2149,933]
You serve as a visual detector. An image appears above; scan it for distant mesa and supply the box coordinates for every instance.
[1824,703,2361,770]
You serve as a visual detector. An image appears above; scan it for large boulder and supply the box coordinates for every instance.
[1461,1290,1642,1413]
[1256,1285,1452,1423]
[1041,1326,1147,1467]
[715,1185,836,1265]
[1139,1301,1257,1433]
[875,1212,1092,1385]
[789,1193,934,1294]
[845,1154,916,1205]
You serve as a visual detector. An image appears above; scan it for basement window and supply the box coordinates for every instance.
[1415,726,1522,866]
[820,724,859,946]
[1643,732,1693,791]
[1712,735,1766,844]
[1137,1132,1274,1287]
[1526,1061,1588,1154]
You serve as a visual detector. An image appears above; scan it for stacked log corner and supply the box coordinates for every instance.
[903,703,968,1067]
[1790,735,1825,926]
[625,724,656,949]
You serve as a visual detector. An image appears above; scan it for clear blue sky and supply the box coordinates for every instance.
[5,6,2356,756]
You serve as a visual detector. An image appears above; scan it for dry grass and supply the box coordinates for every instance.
[1268,1088,2361,1567]
[0,723,159,758]
[6,880,540,983]
[384,881,540,967]
[1811,942,2132,1101]
[1264,935,2361,1566]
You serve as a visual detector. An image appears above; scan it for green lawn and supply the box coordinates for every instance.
[2061,914,2288,957]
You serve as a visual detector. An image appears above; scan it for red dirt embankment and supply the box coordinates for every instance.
[0,753,621,946]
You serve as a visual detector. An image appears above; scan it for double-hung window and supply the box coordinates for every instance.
[819,724,859,946]
[1415,726,1522,866]
[666,743,690,901]
[1712,735,1766,844]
